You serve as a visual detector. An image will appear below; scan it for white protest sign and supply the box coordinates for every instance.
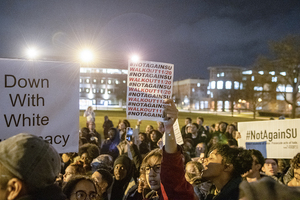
[162,119,184,145]
[0,59,80,153]
[126,60,174,121]
[238,119,300,158]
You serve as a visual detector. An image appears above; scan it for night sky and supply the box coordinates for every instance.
[0,0,299,80]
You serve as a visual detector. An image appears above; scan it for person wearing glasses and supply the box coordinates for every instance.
[63,176,99,200]
[139,99,195,200]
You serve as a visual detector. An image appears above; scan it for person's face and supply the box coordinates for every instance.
[196,143,206,154]
[188,125,197,134]
[227,126,235,134]
[219,123,227,132]
[185,119,190,125]
[119,122,126,130]
[80,153,92,165]
[157,124,164,133]
[202,149,225,181]
[145,158,161,191]
[63,166,76,182]
[186,163,198,175]
[92,171,108,195]
[183,142,193,152]
[70,179,97,200]
[212,136,219,144]
[108,129,116,140]
[138,173,149,193]
[139,134,145,142]
[89,123,95,132]
[114,164,127,181]
[150,132,157,142]
[146,125,153,133]
[242,156,258,178]
[197,118,203,126]
[293,168,300,185]
[199,153,205,164]
[262,159,278,176]
[215,123,219,131]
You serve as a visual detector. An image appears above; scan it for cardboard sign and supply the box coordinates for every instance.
[126,60,174,121]
[0,59,80,153]
[238,119,300,158]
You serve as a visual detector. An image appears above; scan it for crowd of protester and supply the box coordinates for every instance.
[1,100,300,200]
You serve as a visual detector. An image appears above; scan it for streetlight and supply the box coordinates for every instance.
[25,47,39,60]
[130,54,140,62]
[79,49,94,63]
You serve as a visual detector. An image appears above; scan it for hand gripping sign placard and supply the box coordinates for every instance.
[126,60,174,122]
[0,59,80,153]
[238,119,300,159]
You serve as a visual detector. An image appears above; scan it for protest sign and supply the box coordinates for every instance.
[0,59,80,153]
[238,119,300,158]
[126,60,174,121]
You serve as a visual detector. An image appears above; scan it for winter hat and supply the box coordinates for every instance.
[113,155,132,171]
[0,133,61,189]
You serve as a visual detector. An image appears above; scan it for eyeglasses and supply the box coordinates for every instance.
[145,165,161,174]
[73,190,98,200]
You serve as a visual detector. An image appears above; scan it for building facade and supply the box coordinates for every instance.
[173,79,209,110]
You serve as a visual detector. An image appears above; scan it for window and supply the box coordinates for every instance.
[192,88,195,92]
[280,72,286,76]
[225,81,232,89]
[107,80,112,84]
[101,79,105,84]
[85,88,90,93]
[92,88,96,93]
[211,81,216,89]
[79,88,82,92]
[80,78,82,83]
[242,77,247,81]
[258,71,264,75]
[254,86,263,91]
[123,80,126,84]
[107,89,112,94]
[295,78,297,83]
[217,81,223,89]
[277,84,285,92]
[220,72,224,77]
[276,94,284,100]
[272,77,277,82]
[251,76,255,81]
[286,85,293,92]
[93,79,97,83]
[211,93,213,98]
[269,71,275,75]
[197,83,200,87]
[242,70,252,75]
[116,80,119,84]
[100,89,104,94]
[85,79,90,83]
[217,73,220,77]
[240,83,243,90]
[234,81,239,89]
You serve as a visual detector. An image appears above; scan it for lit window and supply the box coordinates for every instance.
[294,78,297,83]
[269,71,275,75]
[101,80,105,84]
[254,86,263,91]
[217,74,220,77]
[251,76,255,81]
[192,88,195,92]
[92,89,96,93]
[207,90,210,95]
[217,81,223,89]
[211,93,213,98]
[298,86,300,92]
[116,80,119,84]
[258,71,264,75]
[93,79,97,83]
[108,80,112,84]
[197,83,200,87]
[276,94,284,100]
[286,85,293,92]
[225,81,232,89]
[100,89,104,93]
[123,80,126,83]
[220,72,224,77]
[79,88,82,92]
[277,85,285,92]
[86,79,90,83]
[122,70,128,74]
[242,70,252,75]
[85,88,90,93]
[272,77,277,82]
[234,81,239,89]
[211,81,216,89]
[240,83,243,90]
[242,77,247,81]
[280,72,286,76]
[80,78,82,83]
[108,90,111,94]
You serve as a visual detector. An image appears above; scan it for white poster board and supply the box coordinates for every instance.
[162,119,184,145]
[0,59,80,153]
[238,119,300,159]
[126,60,174,122]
